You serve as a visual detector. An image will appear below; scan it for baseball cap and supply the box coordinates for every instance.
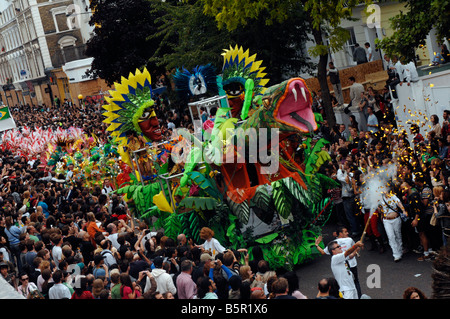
[200,253,213,262]
[421,188,432,199]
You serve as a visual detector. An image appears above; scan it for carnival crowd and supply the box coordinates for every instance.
[0,64,449,300]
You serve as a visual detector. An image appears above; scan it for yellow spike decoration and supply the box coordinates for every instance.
[102,68,153,147]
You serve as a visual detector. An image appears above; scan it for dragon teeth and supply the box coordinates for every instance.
[301,87,306,101]
[292,87,298,102]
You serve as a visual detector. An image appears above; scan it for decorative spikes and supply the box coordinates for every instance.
[102,68,153,147]
[221,45,269,95]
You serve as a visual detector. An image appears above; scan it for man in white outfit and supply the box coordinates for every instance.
[327,240,364,299]
[365,42,373,62]
[378,192,408,262]
[399,60,419,86]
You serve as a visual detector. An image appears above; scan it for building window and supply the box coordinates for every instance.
[50,6,69,33]
[344,27,358,66]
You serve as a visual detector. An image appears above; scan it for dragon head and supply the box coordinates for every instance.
[260,78,317,135]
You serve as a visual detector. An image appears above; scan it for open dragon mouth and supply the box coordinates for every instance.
[274,78,317,134]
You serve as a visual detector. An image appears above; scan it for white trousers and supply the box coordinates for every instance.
[382,216,403,259]
[342,288,358,299]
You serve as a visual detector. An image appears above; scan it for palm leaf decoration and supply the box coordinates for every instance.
[182,211,203,244]
[271,179,294,220]
[316,172,340,190]
[227,197,250,225]
[187,171,222,201]
[301,174,323,204]
[255,232,278,244]
[207,202,230,244]
[179,197,218,211]
[293,230,322,265]
[311,197,333,227]
[281,177,309,207]
[164,213,182,240]
[260,244,286,270]
[115,183,162,217]
[303,137,331,176]
[250,184,272,212]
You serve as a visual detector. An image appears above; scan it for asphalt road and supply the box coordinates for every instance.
[294,222,436,299]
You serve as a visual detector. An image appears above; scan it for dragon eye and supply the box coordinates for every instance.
[262,98,271,109]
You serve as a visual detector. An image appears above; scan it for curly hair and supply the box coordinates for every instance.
[403,287,427,299]
[199,227,214,240]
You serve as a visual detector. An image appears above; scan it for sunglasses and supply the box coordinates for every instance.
[331,245,341,250]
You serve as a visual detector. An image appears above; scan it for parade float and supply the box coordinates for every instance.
[102,46,338,270]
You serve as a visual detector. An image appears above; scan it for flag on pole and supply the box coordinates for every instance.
[0,106,16,132]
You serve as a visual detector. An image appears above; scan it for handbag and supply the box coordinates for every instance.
[430,213,437,226]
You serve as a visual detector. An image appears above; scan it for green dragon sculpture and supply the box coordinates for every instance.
[104,47,337,270]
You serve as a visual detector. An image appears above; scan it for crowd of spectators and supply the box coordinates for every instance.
[0,68,448,300]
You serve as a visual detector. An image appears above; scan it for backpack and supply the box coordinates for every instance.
[101,250,115,268]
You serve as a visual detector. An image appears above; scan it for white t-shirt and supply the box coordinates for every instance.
[380,194,401,216]
[102,185,114,195]
[0,247,10,262]
[324,237,357,267]
[52,246,62,269]
[202,238,226,257]
[48,283,72,299]
[108,233,120,250]
[331,252,356,292]
[367,47,373,62]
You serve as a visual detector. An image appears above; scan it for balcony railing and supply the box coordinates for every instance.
[50,44,88,68]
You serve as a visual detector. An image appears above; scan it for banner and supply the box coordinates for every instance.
[0,106,16,132]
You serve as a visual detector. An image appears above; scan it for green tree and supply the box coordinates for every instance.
[151,0,315,85]
[201,0,369,127]
[149,0,231,73]
[377,0,450,62]
[85,0,165,86]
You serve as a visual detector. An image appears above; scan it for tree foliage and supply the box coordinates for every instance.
[200,0,370,127]
[377,0,450,62]
[152,0,315,84]
[85,0,164,86]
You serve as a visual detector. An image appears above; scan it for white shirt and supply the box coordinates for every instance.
[202,238,226,257]
[52,246,62,269]
[402,62,419,83]
[324,237,357,267]
[331,252,356,292]
[48,283,72,299]
[367,47,373,62]
[102,185,114,195]
[380,194,401,216]
[108,233,120,250]
[394,61,403,78]
[0,247,10,262]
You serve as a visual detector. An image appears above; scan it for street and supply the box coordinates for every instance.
[295,222,435,299]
